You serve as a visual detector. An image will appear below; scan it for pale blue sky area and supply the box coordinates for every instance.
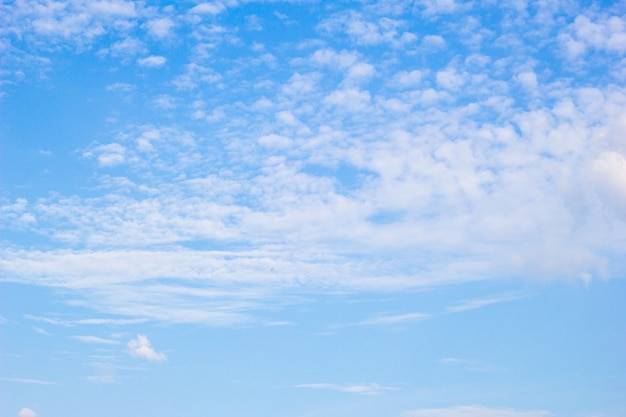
[1,1,626,417]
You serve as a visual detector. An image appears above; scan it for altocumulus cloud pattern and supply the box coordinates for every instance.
[1,1,625,417]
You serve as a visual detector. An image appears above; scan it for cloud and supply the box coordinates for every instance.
[560,14,626,58]
[18,409,37,417]
[446,294,527,313]
[82,143,126,167]
[86,362,120,384]
[295,383,395,395]
[418,0,459,15]
[404,405,551,417]
[144,18,176,39]
[105,82,134,92]
[72,335,120,345]
[352,312,430,326]
[190,2,227,15]
[127,334,166,361]
[2,1,626,328]
[137,55,167,67]
[319,10,416,47]
[2,378,56,385]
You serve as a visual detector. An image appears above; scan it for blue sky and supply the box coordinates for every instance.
[1,0,626,416]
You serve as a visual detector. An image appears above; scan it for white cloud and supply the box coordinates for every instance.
[354,312,430,326]
[446,294,526,313]
[516,71,538,91]
[18,408,37,417]
[83,143,126,167]
[88,1,137,17]
[422,34,446,48]
[560,14,626,58]
[418,0,460,16]
[295,383,395,395]
[108,37,146,57]
[72,335,120,345]
[2,378,56,385]
[259,133,292,148]
[2,0,626,329]
[144,18,176,39]
[324,88,371,111]
[105,82,134,92]
[405,405,551,417]
[391,69,425,88]
[436,68,465,90]
[190,2,227,15]
[590,151,626,218]
[127,334,166,361]
[137,55,167,67]
[86,362,119,384]
[152,94,178,109]
[319,11,416,47]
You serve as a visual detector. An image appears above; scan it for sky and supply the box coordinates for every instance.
[1,0,626,416]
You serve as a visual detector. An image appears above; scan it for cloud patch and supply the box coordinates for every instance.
[127,334,166,361]
[18,408,37,417]
[405,405,551,417]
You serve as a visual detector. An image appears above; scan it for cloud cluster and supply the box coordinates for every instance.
[1,0,625,325]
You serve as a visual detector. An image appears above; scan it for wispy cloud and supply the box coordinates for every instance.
[438,357,506,373]
[25,315,147,327]
[72,335,120,345]
[404,405,551,417]
[446,294,528,313]
[1,377,57,385]
[295,382,395,395]
[332,312,431,328]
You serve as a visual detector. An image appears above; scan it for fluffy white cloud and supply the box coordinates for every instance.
[83,143,126,167]
[137,55,167,67]
[560,14,626,58]
[190,2,227,15]
[18,408,37,417]
[127,334,166,361]
[144,17,175,39]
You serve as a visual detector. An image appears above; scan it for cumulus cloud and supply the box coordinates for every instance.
[190,2,227,15]
[144,18,176,39]
[18,408,37,417]
[560,14,626,58]
[137,55,167,67]
[127,334,166,361]
[83,143,126,167]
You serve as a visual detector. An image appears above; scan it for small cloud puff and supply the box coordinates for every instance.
[83,143,126,167]
[190,2,226,15]
[137,55,167,67]
[127,334,166,361]
[19,408,37,417]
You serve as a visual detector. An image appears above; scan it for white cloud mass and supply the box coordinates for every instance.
[18,408,37,417]
[127,334,166,361]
